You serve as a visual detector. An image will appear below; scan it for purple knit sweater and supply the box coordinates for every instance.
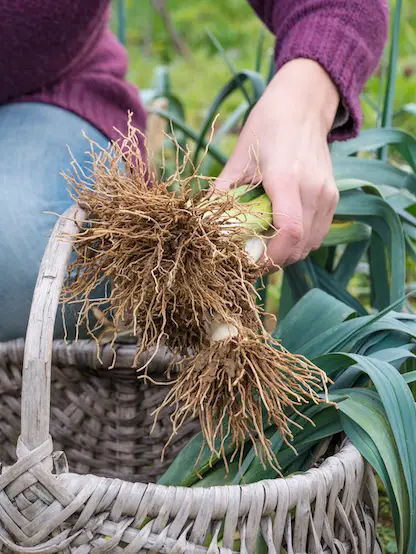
[1,1,388,143]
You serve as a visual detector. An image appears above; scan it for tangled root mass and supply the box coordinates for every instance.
[62,122,262,362]
[156,332,329,468]
[61,119,330,468]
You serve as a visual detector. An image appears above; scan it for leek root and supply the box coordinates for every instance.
[61,119,330,466]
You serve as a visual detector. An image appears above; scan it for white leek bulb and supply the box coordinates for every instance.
[210,237,266,343]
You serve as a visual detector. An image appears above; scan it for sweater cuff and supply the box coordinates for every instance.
[274,15,373,142]
[332,101,349,132]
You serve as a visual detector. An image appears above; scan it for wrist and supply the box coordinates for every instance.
[268,58,340,134]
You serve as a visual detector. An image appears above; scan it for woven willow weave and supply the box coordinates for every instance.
[0,339,200,481]
[0,206,381,553]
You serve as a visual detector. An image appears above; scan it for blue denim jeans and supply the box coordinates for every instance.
[0,103,110,341]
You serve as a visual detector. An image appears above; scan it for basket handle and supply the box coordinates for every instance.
[20,205,83,458]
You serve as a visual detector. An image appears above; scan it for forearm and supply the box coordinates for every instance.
[265,59,340,135]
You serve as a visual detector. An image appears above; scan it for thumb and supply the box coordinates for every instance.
[215,139,256,192]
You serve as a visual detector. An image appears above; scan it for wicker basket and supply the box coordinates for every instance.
[0,206,381,553]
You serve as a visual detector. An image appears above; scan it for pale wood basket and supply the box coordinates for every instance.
[0,206,380,553]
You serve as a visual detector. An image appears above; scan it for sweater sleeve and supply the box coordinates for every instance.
[0,1,110,103]
[247,0,389,140]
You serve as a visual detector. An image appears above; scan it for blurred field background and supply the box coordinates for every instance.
[112,0,416,137]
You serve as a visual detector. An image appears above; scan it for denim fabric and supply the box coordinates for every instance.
[0,102,110,341]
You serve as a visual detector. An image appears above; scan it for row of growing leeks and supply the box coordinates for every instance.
[159,289,416,554]
[152,127,416,552]
[140,2,416,550]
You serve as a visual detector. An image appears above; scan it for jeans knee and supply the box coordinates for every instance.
[0,103,109,341]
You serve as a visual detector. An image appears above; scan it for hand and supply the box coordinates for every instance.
[216,59,340,269]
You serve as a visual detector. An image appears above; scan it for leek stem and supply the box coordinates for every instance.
[211,236,266,343]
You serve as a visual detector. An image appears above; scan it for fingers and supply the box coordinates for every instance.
[215,146,250,192]
[265,175,304,268]
[215,124,261,192]
[264,174,339,269]
[299,192,318,260]
[215,163,243,192]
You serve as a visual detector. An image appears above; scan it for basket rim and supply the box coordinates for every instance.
[1,437,363,512]
[0,436,372,553]
[62,436,360,491]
